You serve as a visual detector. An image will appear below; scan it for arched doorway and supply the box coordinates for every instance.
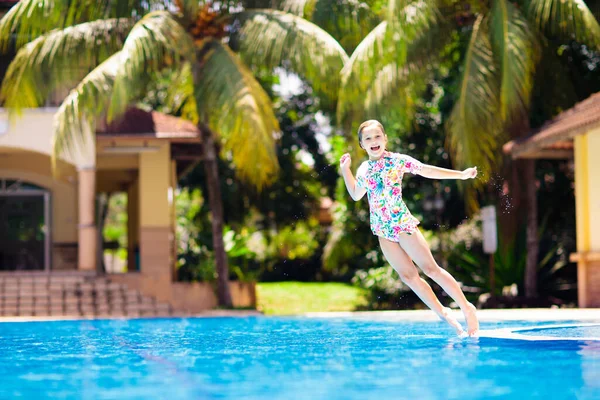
[0,179,50,271]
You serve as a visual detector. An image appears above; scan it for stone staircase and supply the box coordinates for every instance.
[0,274,179,318]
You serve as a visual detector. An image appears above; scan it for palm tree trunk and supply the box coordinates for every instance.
[192,55,233,308]
[504,117,538,299]
[524,159,538,298]
[199,124,233,308]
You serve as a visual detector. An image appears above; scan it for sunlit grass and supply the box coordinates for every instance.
[256,281,369,315]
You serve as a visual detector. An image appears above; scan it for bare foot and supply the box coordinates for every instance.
[463,303,479,336]
[440,307,464,336]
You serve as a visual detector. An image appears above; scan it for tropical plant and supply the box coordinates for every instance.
[351,265,414,310]
[294,0,600,298]
[178,86,335,228]
[440,0,600,298]
[0,0,350,306]
[447,216,576,303]
[294,0,600,191]
[266,218,320,259]
[283,0,442,145]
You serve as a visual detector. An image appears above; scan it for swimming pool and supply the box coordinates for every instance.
[0,317,598,399]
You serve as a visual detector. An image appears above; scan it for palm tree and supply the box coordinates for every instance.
[0,0,349,306]
[283,0,442,139]
[429,0,600,299]
[295,0,600,299]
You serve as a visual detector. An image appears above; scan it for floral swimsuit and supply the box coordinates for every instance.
[355,151,424,241]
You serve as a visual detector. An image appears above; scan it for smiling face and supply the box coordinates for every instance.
[360,125,388,160]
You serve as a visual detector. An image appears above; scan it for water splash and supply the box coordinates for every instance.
[480,173,515,215]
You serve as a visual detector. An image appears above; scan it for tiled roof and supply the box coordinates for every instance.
[96,107,201,141]
[503,91,600,159]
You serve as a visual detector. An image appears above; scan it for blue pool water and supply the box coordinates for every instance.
[0,317,599,399]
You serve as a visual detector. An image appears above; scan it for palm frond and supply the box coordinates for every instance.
[101,1,174,19]
[336,21,392,126]
[310,0,379,53]
[231,9,349,99]
[362,62,427,118]
[446,15,500,184]
[387,0,439,30]
[52,52,120,168]
[195,41,280,189]
[0,18,132,113]
[490,0,540,122]
[281,0,315,16]
[524,0,600,48]
[337,6,446,129]
[282,0,379,53]
[108,11,194,122]
[0,0,66,52]
[0,0,168,53]
[336,60,427,162]
[161,62,198,124]
[387,0,442,56]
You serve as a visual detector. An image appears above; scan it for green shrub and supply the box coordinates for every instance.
[351,266,413,309]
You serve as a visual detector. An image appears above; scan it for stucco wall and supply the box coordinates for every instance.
[107,273,257,313]
[574,128,600,307]
[0,108,94,168]
[586,130,600,250]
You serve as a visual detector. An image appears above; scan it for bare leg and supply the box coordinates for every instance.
[396,229,479,336]
[378,237,464,335]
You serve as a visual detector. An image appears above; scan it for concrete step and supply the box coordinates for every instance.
[0,275,183,318]
[155,303,171,311]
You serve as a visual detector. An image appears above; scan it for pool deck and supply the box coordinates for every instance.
[1,308,599,323]
[0,309,264,322]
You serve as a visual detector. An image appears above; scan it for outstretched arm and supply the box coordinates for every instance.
[340,153,367,201]
[417,164,478,180]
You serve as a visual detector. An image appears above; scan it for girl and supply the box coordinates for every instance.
[340,120,479,336]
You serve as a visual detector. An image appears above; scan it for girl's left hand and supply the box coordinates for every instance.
[461,167,477,180]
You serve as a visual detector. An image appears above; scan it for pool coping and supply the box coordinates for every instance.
[302,308,600,322]
[1,308,599,323]
[477,323,600,341]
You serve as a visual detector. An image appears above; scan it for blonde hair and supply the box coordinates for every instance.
[358,120,385,142]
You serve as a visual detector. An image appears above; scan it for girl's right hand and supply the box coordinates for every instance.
[461,167,478,180]
[340,153,351,170]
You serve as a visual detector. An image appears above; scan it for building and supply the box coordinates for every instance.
[0,0,257,317]
[504,91,600,307]
[0,106,256,315]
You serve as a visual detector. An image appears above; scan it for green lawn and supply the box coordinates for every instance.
[256,281,369,315]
